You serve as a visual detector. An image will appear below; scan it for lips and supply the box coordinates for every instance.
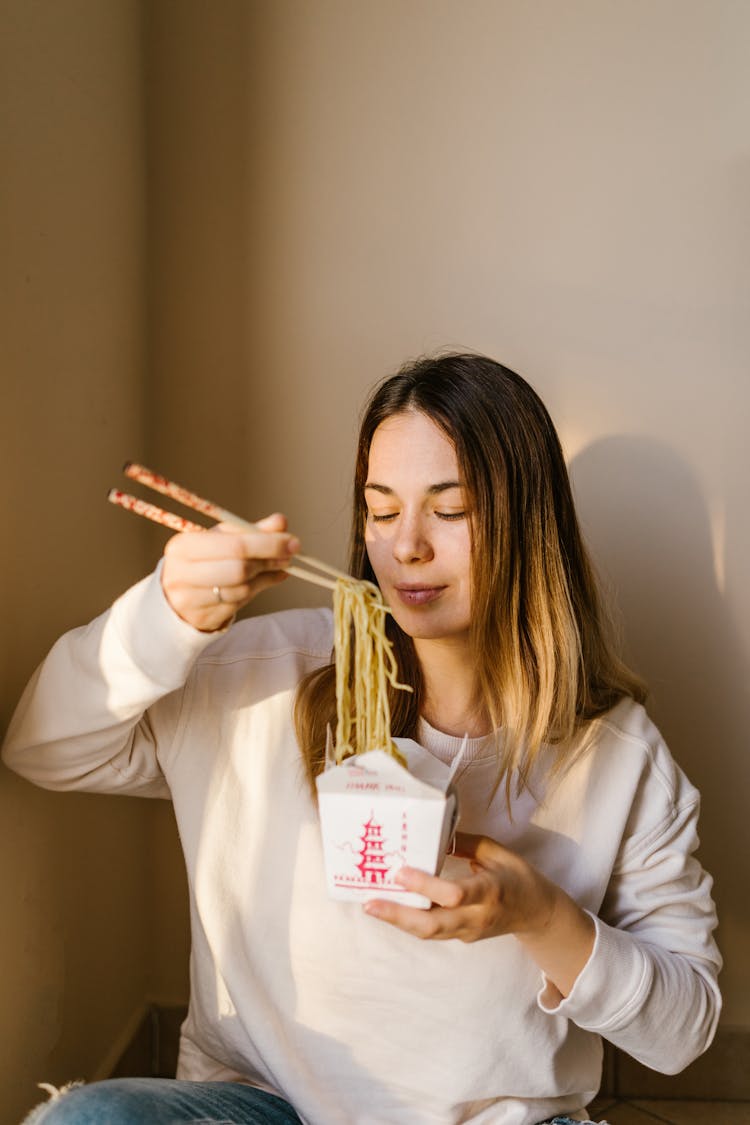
[393,584,446,607]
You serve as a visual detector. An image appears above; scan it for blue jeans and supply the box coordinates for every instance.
[21,1078,303,1124]
[22,1080,603,1124]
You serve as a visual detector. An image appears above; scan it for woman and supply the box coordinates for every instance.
[3,354,721,1125]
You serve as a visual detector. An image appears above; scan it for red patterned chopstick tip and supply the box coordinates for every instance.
[107,489,204,534]
[123,462,223,520]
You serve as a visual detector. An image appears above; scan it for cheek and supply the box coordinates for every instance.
[363,527,386,574]
[446,526,473,577]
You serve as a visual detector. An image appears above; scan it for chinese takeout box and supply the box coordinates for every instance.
[316,737,459,909]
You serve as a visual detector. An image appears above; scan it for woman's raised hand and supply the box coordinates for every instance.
[161,512,300,633]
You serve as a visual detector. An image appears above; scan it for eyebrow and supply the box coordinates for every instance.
[364,481,463,496]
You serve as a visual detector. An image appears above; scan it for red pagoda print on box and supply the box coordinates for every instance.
[356,814,390,884]
[332,808,409,892]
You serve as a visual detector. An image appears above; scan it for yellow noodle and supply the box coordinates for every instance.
[333,578,412,766]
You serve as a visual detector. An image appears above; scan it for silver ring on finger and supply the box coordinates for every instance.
[212,585,224,605]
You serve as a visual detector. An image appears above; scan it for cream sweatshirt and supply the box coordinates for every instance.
[1,570,722,1125]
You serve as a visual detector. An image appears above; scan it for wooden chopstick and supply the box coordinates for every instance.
[108,465,349,593]
[123,463,349,583]
[107,489,205,535]
[108,488,338,592]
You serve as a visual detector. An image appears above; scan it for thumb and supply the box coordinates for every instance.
[255,512,289,532]
[453,832,508,867]
[453,832,485,860]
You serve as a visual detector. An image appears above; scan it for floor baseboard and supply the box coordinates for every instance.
[110,1004,177,1080]
[94,1003,157,1083]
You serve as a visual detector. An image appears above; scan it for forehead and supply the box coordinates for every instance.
[367,411,458,480]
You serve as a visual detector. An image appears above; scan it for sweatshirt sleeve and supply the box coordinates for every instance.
[538,742,722,1074]
[1,566,220,797]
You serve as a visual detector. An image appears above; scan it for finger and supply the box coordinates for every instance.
[219,512,295,546]
[165,525,300,563]
[164,566,288,630]
[242,525,300,559]
[453,832,505,866]
[216,512,290,536]
[199,569,289,609]
[244,569,290,598]
[166,556,292,591]
[402,863,504,912]
[363,899,464,941]
[254,512,288,532]
[393,866,466,909]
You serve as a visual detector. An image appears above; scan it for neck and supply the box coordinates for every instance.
[414,636,490,739]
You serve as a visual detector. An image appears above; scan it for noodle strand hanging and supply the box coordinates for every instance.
[333,578,412,766]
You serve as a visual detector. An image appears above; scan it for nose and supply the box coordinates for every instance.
[391,512,434,565]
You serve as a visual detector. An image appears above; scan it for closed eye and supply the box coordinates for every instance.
[370,510,466,523]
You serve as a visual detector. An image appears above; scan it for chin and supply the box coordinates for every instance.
[389,608,469,644]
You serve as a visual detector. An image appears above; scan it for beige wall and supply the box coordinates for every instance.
[2,0,748,1117]
[0,1,155,1121]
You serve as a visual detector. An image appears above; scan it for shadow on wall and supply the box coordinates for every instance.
[569,435,749,952]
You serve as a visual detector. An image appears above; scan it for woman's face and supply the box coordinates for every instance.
[364,410,472,645]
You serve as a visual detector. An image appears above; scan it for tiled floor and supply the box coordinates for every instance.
[587,1097,750,1123]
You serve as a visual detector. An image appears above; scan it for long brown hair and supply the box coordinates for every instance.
[294,353,646,798]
